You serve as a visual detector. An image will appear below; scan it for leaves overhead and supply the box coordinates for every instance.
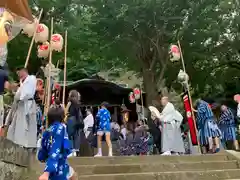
[6,0,240,103]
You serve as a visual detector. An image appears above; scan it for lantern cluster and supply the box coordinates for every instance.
[22,19,64,59]
[128,87,141,103]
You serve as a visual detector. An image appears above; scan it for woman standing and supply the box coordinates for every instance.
[94,102,112,157]
[83,107,94,141]
[66,90,84,156]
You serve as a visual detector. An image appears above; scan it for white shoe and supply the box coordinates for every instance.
[67,152,77,158]
[161,151,171,156]
[94,153,102,157]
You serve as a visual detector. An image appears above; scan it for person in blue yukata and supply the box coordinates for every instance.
[38,105,71,180]
[219,104,239,151]
[194,99,221,154]
[94,101,112,157]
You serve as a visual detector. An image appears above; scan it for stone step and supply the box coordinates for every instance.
[77,169,240,180]
[68,153,233,165]
[73,160,239,175]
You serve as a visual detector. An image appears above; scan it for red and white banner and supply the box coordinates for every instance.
[183,93,198,145]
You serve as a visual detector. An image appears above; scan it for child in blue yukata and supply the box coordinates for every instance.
[38,104,72,180]
[94,101,113,157]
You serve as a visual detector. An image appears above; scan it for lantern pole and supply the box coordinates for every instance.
[177,40,201,154]
[45,17,54,128]
[24,9,43,68]
[139,84,145,124]
[62,30,67,106]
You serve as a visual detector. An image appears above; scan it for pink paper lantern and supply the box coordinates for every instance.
[51,34,63,52]
[129,92,135,103]
[169,44,181,62]
[35,24,49,43]
[234,94,240,103]
[37,42,50,58]
[133,88,141,100]
[54,83,61,90]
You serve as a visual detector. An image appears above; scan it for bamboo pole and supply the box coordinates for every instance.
[177,40,201,154]
[139,85,145,124]
[45,18,54,128]
[62,30,67,105]
[24,9,43,68]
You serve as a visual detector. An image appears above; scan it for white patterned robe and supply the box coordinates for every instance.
[160,102,185,153]
[6,75,37,148]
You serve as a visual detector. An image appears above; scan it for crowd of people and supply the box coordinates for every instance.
[0,65,240,179]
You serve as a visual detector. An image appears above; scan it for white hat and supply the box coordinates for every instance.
[148,106,161,119]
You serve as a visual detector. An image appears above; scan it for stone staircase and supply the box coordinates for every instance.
[29,151,240,180]
[66,152,240,180]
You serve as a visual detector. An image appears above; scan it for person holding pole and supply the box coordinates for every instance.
[5,67,37,148]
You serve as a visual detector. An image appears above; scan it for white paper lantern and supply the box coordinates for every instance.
[133,88,141,100]
[35,24,49,43]
[51,34,63,52]
[22,18,38,37]
[37,42,49,58]
[177,69,189,83]
[41,63,61,80]
[169,45,181,62]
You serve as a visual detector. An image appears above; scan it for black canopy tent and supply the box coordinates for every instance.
[60,78,145,123]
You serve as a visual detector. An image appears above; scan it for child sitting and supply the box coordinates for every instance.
[38,105,72,180]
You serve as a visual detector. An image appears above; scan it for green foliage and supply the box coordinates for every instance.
[6,0,240,104]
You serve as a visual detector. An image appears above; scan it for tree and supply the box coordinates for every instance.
[7,0,105,80]
[76,0,240,104]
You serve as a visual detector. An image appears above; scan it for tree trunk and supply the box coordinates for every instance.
[142,69,159,106]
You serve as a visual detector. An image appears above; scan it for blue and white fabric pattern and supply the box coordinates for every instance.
[38,122,71,180]
[96,108,111,132]
[219,108,237,141]
[196,100,221,145]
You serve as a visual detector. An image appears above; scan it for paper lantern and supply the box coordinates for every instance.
[41,63,61,80]
[169,44,181,62]
[133,87,141,100]
[54,82,61,90]
[51,34,63,52]
[22,17,37,37]
[129,92,135,103]
[35,23,49,43]
[177,69,189,83]
[37,42,50,58]
[234,94,240,103]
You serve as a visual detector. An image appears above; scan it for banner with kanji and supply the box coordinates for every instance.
[183,93,198,145]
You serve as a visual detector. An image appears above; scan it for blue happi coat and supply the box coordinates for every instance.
[196,100,221,145]
[38,122,71,180]
[219,108,236,141]
[96,108,111,132]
